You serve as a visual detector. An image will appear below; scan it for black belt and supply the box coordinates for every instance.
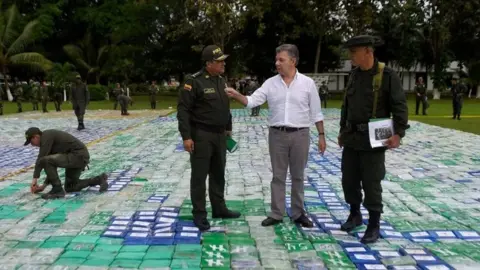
[192,122,225,134]
[271,126,307,132]
[346,122,368,132]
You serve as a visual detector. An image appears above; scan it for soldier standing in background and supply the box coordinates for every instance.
[414,77,428,115]
[118,93,133,116]
[54,88,63,112]
[0,83,3,115]
[30,79,39,111]
[40,81,49,113]
[13,77,23,113]
[338,35,409,244]
[112,83,124,110]
[451,75,468,120]
[245,77,261,116]
[149,81,159,109]
[71,75,90,130]
[319,81,329,108]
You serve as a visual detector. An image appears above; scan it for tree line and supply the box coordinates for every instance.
[2,0,480,92]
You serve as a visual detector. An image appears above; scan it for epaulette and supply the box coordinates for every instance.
[191,70,202,78]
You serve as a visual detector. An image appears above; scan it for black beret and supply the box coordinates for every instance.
[344,35,383,48]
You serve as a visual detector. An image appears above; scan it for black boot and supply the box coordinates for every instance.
[193,216,210,231]
[67,173,108,192]
[361,211,380,244]
[212,209,241,219]
[457,114,461,120]
[341,204,363,232]
[41,185,66,200]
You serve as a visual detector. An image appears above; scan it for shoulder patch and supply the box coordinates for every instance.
[191,71,202,78]
[184,84,192,91]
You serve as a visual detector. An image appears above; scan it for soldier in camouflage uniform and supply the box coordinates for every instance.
[54,88,63,112]
[414,77,428,115]
[30,79,40,111]
[451,75,468,120]
[319,81,329,108]
[149,81,159,109]
[112,83,124,110]
[40,81,49,113]
[13,78,23,113]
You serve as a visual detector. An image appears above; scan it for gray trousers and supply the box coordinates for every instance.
[268,127,310,220]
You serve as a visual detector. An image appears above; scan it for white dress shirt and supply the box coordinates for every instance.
[246,71,324,127]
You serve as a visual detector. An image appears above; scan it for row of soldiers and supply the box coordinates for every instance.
[0,78,63,115]
[110,81,159,113]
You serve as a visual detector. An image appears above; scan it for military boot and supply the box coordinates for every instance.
[361,210,381,244]
[341,204,363,232]
[41,185,66,200]
[193,217,210,231]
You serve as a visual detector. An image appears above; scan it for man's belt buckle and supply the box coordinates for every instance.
[275,126,302,132]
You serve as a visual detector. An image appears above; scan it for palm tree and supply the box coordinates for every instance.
[0,4,52,89]
[47,62,77,88]
[63,31,110,84]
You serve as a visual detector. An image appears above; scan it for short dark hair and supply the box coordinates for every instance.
[276,44,299,66]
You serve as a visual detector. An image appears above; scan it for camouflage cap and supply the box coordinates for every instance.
[344,35,383,48]
[202,45,229,61]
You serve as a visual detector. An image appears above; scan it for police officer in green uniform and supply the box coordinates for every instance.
[25,127,108,199]
[118,93,132,115]
[40,81,49,113]
[451,75,467,120]
[13,78,23,113]
[319,81,329,108]
[71,75,90,130]
[414,77,428,115]
[30,79,39,111]
[338,35,409,244]
[149,81,159,109]
[177,45,241,231]
[112,83,124,110]
[54,88,63,112]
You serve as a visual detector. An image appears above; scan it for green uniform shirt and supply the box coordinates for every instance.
[414,84,426,96]
[339,60,409,150]
[71,82,90,105]
[31,85,39,101]
[33,130,89,178]
[113,87,124,97]
[452,83,468,100]
[14,84,23,97]
[40,85,49,100]
[319,85,329,95]
[177,69,233,140]
[149,85,159,95]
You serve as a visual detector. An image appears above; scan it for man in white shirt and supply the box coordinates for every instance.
[226,44,326,227]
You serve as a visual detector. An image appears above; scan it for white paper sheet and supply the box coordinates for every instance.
[368,118,394,148]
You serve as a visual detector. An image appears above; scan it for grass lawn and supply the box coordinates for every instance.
[2,95,480,135]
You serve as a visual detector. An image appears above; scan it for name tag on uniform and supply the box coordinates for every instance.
[204,88,215,94]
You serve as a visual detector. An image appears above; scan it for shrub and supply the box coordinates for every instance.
[87,84,108,101]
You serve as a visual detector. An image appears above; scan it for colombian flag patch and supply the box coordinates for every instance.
[184,84,192,91]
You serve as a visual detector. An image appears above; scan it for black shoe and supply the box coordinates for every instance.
[294,214,314,228]
[458,116,461,120]
[193,217,210,231]
[360,211,380,244]
[41,187,66,200]
[212,209,241,219]
[261,217,282,227]
[341,206,363,232]
[78,123,85,130]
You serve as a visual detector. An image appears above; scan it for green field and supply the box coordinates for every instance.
[2,95,480,135]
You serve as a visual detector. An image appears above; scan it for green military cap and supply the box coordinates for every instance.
[344,35,383,48]
[24,127,42,146]
[202,45,229,61]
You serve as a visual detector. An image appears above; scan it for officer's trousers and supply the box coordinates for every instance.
[416,96,427,115]
[73,103,86,124]
[190,128,228,218]
[452,98,463,118]
[42,99,48,112]
[54,100,62,111]
[113,96,118,110]
[119,101,128,115]
[16,99,22,112]
[341,146,386,213]
[32,102,38,111]
[37,153,97,192]
[320,95,327,108]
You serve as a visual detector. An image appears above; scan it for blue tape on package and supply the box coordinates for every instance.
[338,240,366,248]
[427,231,457,239]
[102,230,127,238]
[299,227,324,235]
[130,226,151,233]
[380,230,404,239]
[418,264,454,270]
[136,215,156,222]
[136,210,157,216]
[149,232,175,245]
[177,221,196,227]
[389,266,420,270]
[348,253,379,264]
[156,216,177,224]
[154,227,175,234]
[124,232,150,243]
[177,226,200,233]
[110,220,132,226]
[375,250,401,258]
[157,211,179,218]
[107,225,129,231]
[344,246,369,254]
[399,248,431,256]
[111,215,134,221]
[158,206,180,213]
[319,222,342,231]
[411,238,435,244]
[154,223,176,230]
[403,231,432,239]
[411,255,443,264]
[356,263,387,270]
[132,221,153,228]
[453,230,480,240]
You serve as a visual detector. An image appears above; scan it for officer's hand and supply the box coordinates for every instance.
[183,139,194,153]
[32,184,46,194]
[385,134,401,149]
[318,135,326,155]
[225,87,240,98]
[30,178,38,194]
[337,136,343,148]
